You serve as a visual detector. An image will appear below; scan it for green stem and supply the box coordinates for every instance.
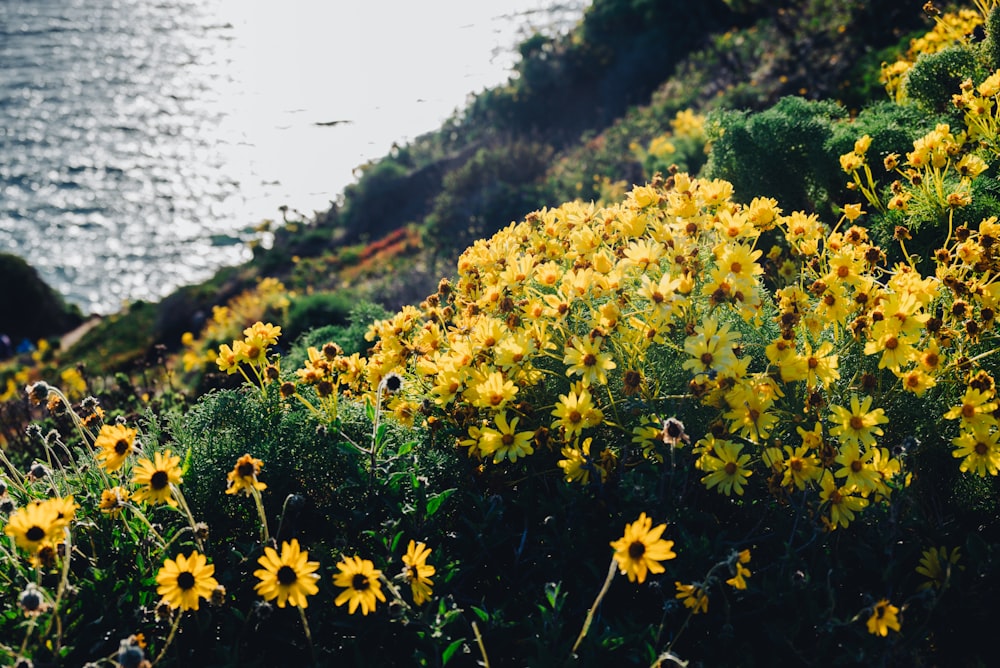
[250,486,271,546]
[152,611,183,666]
[570,558,618,656]
[298,606,318,667]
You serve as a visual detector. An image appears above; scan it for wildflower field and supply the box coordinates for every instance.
[3,2,1000,666]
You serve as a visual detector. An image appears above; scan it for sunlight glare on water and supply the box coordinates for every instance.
[0,0,585,315]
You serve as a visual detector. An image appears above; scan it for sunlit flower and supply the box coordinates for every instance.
[943,387,998,429]
[401,540,435,606]
[479,412,535,463]
[558,438,605,484]
[156,551,219,611]
[94,423,138,473]
[610,512,676,584]
[563,336,617,387]
[4,501,60,554]
[951,423,1000,476]
[132,450,183,507]
[699,440,752,496]
[225,454,267,496]
[333,555,386,615]
[819,470,868,530]
[551,387,603,439]
[782,444,821,490]
[828,395,888,448]
[254,539,320,608]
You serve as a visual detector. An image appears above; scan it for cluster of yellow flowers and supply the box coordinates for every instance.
[215,321,283,390]
[880,3,992,102]
[180,277,290,373]
[634,109,708,169]
[330,153,1000,533]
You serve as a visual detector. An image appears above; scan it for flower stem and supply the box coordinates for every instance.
[472,621,491,668]
[152,611,183,666]
[571,557,618,656]
[298,606,318,666]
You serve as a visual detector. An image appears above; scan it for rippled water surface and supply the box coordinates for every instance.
[0,0,584,314]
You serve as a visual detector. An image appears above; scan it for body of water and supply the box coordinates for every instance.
[0,0,585,315]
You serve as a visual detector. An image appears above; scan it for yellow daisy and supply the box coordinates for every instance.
[253,539,320,608]
[333,555,387,615]
[132,450,183,507]
[225,454,267,496]
[610,512,677,584]
[156,551,219,611]
[401,540,435,606]
[94,423,138,473]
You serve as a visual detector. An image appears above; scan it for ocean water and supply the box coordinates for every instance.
[0,0,585,315]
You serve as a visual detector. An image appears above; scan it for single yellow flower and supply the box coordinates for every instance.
[94,423,138,473]
[4,500,60,554]
[132,450,183,507]
[866,599,901,636]
[254,539,320,608]
[156,551,219,611]
[225,454,267,496]
[333,555,386,615]
[610,513,677,584]
[401,540,435,606]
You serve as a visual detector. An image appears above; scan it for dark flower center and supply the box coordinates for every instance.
[850,460,863,473]
[177,571,196,591]
[352,573,371,591]
[849,416,865,430]
[26,526,45,541]
[628,541,645,560]
[582,353,597,367]
[724,462,738,475]
[150,471,169,490]
[237,462,256,477]
[277,565,298,585]
[114,439,130,455]
[384,375,402,392]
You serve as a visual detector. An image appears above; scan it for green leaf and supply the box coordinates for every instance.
[425,489,456,518]
[470,605,490,622]
[442,638,466,665]
[365,397,375,422]
[390,530,404,552]
[397,441,414,457]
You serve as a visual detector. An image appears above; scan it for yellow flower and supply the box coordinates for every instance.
[333,555,387,615]
[225,454,268,496]
[782,444,821,490]
[866,599,901,637]
[725,549,752,590]
[401,540,435,606]
[699,440,753,496]
[4,500,60,554]
[819,470,868,530]
[156,551,219,611]
[551,387,603,439]
[675,582,709,614]
[558,437,606,484]
[834,442,881,494]
[94,423,138,473]
[828,395,888,448]
[610,512,677,584]
[916,546,961,590]
[216,343,240,374]
[470,369,519,410]
[254,539,320,608]
[951,423,1000,476]
[99,487,130,517]
[479,412,535,464]
[131,450,183,507]
[943,387,998,429]
[563,336,616,387]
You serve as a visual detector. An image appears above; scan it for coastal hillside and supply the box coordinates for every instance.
[6,1,1000,665]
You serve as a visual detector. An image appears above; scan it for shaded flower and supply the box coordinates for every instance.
[675,582,709,614]
[225,454,267,496]
[866,599,901,636]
